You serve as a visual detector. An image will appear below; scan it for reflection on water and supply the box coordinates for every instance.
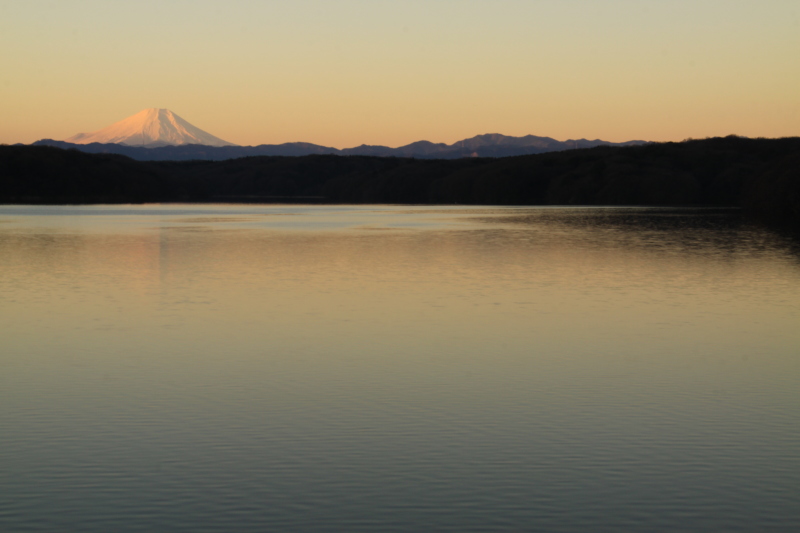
[0,205,798,532]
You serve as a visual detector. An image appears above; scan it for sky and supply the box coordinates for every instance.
[1,0,798,148]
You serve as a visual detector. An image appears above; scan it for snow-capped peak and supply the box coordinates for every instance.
[65,108,237,147]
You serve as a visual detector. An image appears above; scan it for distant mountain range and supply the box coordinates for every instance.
[32,108,647,161]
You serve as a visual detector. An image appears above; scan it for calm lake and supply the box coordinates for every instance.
[1,204,798,532]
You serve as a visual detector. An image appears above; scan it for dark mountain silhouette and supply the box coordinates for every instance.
[4,136,798,225]
[31,133,647,161]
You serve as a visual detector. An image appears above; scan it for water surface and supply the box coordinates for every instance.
[1,205,798,532]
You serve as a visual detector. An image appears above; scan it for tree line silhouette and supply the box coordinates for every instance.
[2,136,798,224]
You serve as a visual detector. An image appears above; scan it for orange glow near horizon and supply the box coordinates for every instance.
[0,1,798,147]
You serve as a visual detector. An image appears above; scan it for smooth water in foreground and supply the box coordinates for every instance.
[1,205,798,532]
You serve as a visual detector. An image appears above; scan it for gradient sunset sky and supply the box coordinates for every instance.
[1,0,797,148]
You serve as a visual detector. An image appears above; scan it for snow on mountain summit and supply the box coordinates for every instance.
[65,108,237,147]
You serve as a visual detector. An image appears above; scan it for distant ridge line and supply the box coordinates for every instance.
[34,133,648,162]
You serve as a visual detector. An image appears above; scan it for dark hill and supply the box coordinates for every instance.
[3,136,799,224]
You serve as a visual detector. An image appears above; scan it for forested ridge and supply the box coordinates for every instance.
[2,136,799,224]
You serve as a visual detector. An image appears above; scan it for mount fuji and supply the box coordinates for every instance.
[65,108,236,147]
